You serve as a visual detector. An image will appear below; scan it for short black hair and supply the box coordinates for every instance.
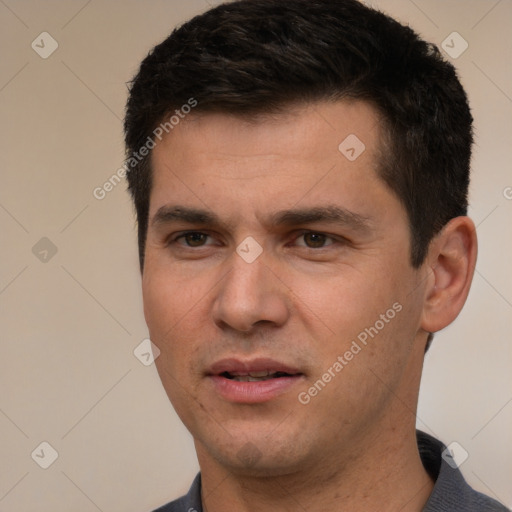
[124,0,473,272]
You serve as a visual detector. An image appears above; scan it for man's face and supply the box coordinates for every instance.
[143,101,429,476]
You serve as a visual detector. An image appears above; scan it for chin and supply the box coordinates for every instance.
[220,451,304,478]
[199,432,312,478]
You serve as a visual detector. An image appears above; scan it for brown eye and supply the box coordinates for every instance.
[182,232,209,247]
[302,232,329,248]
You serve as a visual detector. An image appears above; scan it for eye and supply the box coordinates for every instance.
[174,232,211,247]
[295,232,334,248]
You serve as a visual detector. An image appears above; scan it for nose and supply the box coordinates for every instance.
[212,249,289,333]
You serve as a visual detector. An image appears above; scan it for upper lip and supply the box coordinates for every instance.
[207,357,302,376]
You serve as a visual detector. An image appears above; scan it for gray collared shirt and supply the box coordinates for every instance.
[153,431,508,511]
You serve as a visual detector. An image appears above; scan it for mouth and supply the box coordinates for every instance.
[219,370,298,382]
[207,358,304,403]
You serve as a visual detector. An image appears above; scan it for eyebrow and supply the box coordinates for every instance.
[150,204,372,233]
[151,206,223,228]
[270,205,372,232]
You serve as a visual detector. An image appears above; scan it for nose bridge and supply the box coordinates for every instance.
[212,249,288,332]
[221,252,269,310]
[230,249,264,283]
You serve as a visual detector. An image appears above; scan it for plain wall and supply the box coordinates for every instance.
[1,1,511,510]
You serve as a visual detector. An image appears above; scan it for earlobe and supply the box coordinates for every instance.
[420,216,478,334]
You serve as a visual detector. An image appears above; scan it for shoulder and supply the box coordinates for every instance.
[151,474,202,512]
[418,431,508,512]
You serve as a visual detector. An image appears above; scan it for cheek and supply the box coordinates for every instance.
[143,268,209,419]
[143,261,198,330]
[306,271,394,335]
[142,264,215,367]
[304,263,417,367]
[142,267,184,367]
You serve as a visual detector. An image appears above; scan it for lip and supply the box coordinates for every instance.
[207,357,302,376]
[206,357,304,404]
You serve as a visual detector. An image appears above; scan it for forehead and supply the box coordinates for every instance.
[149,100,390,220]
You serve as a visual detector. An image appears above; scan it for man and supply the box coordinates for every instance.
[124,0,507,510]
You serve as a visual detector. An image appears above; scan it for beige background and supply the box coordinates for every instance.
[0,1,511,511]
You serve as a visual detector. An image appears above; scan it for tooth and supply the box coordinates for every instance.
[248,370,270,378]
[232,375,272,382]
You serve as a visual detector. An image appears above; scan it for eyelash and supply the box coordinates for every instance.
[169,230,341,249]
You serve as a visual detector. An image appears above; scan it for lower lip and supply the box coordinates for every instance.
[208,375,303,404]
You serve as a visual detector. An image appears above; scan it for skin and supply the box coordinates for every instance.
[142,100,477,511]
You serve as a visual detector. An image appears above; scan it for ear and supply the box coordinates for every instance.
[420,216,478,334]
